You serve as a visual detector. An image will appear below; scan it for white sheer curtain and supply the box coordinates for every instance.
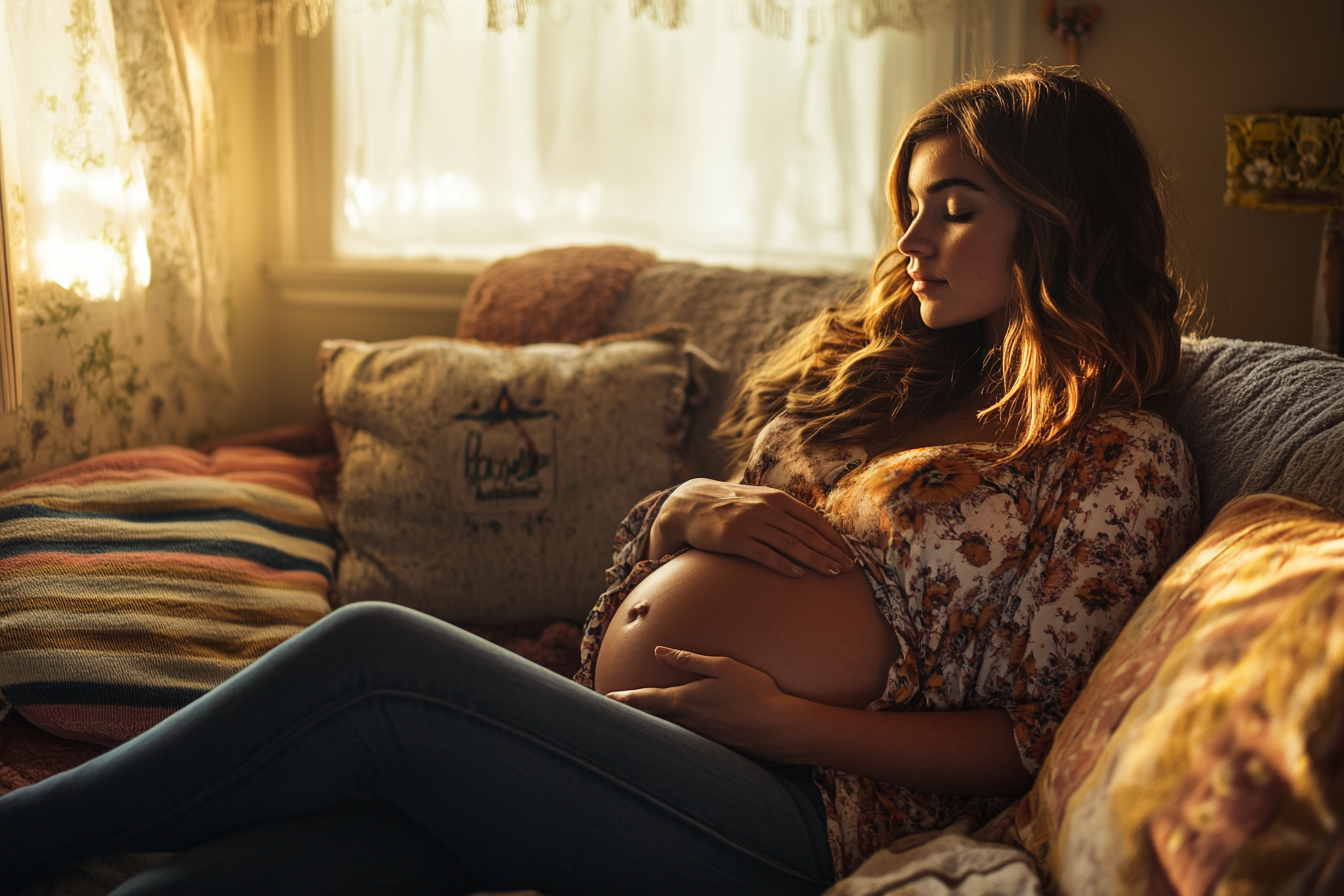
[332,0,971,272]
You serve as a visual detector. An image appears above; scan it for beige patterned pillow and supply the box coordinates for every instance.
[317,328,694,624]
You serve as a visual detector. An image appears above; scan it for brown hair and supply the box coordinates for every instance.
[715,67,1193,467]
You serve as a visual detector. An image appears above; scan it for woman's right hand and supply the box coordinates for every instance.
[647,479,855,577]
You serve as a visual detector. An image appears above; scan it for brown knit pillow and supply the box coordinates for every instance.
[456,245,657,345]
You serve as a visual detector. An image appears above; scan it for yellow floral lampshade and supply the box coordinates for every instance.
[1224,110,1344,356]
[1224,111,1344,212]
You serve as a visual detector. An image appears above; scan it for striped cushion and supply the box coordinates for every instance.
[0,447,335,746]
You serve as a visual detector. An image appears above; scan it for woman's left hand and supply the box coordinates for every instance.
[605,648,805,761]
[609,647,1036,797]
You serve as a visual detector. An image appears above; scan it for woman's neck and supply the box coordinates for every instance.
[863,381,1015,460]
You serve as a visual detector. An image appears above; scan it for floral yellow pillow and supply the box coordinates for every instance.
[996,493,1344,895]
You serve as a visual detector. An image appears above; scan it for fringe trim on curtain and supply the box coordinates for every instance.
[491,0,954,40]
[178,0,971,49]
[170,0,333,51]
[629,0,690,29]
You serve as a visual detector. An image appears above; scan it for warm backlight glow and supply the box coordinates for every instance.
[344,171,484,232]
[33,160,152,302]
[1,0,162,329]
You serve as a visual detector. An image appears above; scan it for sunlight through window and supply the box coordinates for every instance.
[2,3,154,304]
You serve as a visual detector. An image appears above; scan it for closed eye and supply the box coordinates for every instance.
[944,211,975,223]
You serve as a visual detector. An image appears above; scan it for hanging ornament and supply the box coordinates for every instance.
[1040,1,1102,65]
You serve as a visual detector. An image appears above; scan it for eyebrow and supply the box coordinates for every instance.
[908,177,989,197]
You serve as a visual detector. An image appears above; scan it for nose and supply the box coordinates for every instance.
[896,212,932,258]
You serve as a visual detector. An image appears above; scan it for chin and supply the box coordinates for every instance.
[918,300,958,330]
[918,297,1002,331]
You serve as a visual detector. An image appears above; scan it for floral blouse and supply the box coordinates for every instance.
[574,410,1199,876]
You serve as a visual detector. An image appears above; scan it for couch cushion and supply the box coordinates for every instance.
[317,328,694,625]
[456,245,657,345]
[606,262,864,478]
[1167,336,1344,526]
[0,446,335,746]
[999,492,1344,895]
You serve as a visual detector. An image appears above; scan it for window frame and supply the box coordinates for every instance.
[0,117,21,413]
[264,25,478,312]
[262,0,1019,312]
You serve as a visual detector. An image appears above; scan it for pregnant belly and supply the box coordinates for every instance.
[593,549,899,709]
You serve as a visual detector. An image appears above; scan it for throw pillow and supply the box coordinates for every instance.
[0,446,335,746]
[998,493,1344,895]
[317,327,694,625]
[455,245,658,345]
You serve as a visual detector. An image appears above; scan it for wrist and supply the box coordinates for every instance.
[647,495,687,561]
[763,695,841,766]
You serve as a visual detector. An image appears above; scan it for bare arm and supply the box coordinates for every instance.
[767,696,1033,796]
[609,648,1034,798]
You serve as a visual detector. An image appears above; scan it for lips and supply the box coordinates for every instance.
[909,270,946,293]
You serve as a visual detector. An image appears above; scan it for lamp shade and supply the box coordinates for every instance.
[1224,111,1344,213]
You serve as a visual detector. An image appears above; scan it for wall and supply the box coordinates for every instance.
[1013,0,1344,344]
[219,48,460,437]
[217,1,1344,436]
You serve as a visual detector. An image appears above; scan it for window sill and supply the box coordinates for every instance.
[263,258,482,312]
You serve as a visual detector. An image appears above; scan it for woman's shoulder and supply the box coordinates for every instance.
[1070,409,1191,466]
[1086,408,1184,439]
[1050,409,1198,508]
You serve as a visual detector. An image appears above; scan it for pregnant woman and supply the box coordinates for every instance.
[0,68,1200,896]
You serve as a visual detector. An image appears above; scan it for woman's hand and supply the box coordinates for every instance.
[609,648,1035,797]
[606,648,807,763]
[648,479,854,577]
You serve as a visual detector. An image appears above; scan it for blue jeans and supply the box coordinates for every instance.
[0,603,834,896]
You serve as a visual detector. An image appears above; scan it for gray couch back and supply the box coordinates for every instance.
[1167,337,1344,527]
[604,262,864,479]
[603,262,1344,527]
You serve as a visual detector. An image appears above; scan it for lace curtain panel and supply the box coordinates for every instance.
[331,0,981,271]
[0,0,232,485]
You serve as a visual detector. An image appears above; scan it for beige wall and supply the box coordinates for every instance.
[1013,0,1344,344]
[220,48,276,437]
[219,49,460,436]
[218,1,1344,435]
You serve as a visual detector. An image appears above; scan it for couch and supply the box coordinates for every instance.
[3,247,1344,895]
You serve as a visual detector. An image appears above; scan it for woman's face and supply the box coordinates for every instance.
[896,133,1019,338]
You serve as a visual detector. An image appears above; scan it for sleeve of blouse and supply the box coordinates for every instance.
[988,414,1200,774]
[572,486,678,688]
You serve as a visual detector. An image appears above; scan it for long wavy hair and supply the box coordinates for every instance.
[715,68,1194,467]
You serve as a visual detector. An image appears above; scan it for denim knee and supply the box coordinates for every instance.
[293,601,449,670]
[313,601,428,642]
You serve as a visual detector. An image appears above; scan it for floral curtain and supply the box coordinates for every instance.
[0,0,232,485]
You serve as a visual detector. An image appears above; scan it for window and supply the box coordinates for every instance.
[0,0,156,413]
[269,0,1007,306]
[0,124,17,412]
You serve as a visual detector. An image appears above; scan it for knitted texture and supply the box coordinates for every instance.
[318,328,693,624]
[456,245,657,345]
[608,262,863,478]
[1166,337,1344,526]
